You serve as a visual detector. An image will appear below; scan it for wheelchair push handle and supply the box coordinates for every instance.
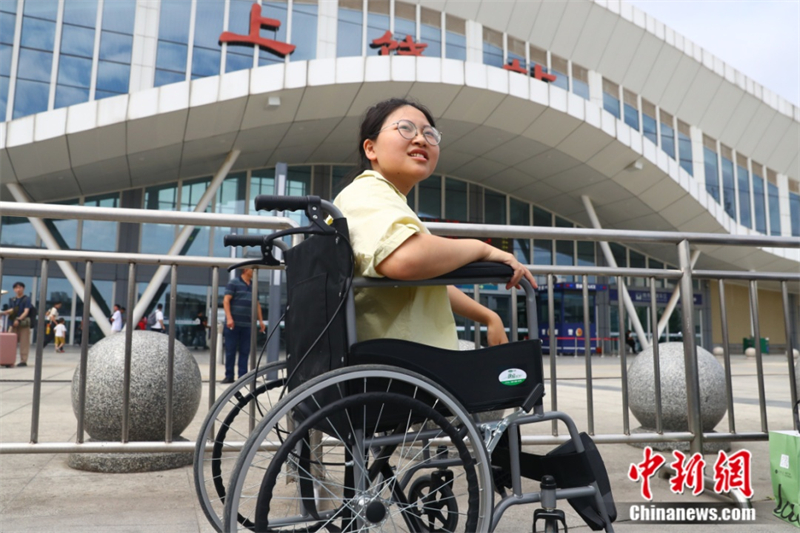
[254,195,313,213]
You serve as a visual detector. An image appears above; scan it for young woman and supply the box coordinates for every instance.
[334,98,536,350]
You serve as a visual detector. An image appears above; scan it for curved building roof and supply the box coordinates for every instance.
[1,0,797,273]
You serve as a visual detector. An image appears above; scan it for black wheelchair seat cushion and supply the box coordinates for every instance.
[348,338,544,413]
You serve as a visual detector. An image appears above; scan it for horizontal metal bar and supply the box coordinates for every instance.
[0,248,284,268]
[694,269,800,282]
[1,430,767,455]
[426,221,800,248]
[0,202,297,230]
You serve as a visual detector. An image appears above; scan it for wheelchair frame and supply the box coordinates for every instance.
[196,195,616,533]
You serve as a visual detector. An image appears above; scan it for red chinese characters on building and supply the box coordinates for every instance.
[502,60,557,83]
[219,3,296,57]
[669,451,706,496]
[628,446,666,501]
[370,31,428,56]
[713,450,753,498]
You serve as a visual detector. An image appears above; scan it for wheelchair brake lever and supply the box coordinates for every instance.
[226,241,282,272]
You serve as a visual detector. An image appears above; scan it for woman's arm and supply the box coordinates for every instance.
[375,233,537,290]
[447,286,508,346]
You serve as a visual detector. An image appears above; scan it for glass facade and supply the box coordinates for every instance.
[642,100,657,146]
[13,0,57,118]
[258,1,288,67]
[482,27,503,68]
[55,0,97,109]
[445,14,466,61]
[290,0,317,62]
[337,0,362,58]
[623,89,639,131]
[0,0,15,119]
[791,191,800,237]
[420,7,441,58]
[752,171,766,234]
[82,193,119,251]
[226,0,255,72]
[660,111,675,158]
[192,0,224,79]
[720,149,736,220]
[703,136,720,203]
[571,64,589,100]
[603,79,620,118]
[95,0,134,100]
[155,0,191,87]
[367,0,389,55]
[677,121,692,176]
[736,159,751,228]
[768,180,781,236]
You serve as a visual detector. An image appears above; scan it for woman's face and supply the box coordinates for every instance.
[364,106,440,195]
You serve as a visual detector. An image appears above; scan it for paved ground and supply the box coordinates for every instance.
[1,343,798,532]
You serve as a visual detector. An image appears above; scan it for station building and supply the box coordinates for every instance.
[0,0,798,351]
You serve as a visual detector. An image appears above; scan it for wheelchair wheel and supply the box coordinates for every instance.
[223,365,493,532]
[193,360,287,532]
[408,473,459,532]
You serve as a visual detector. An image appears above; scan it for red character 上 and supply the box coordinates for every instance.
[396,35,427,56]
[219,3,296,57]
[669,451,706,495]
[503,58,527,74]
[628,446,666,500]
[370,31,399,55]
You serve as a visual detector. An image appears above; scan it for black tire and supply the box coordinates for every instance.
[223,365,493,532]
[193,361,287,532]
[407,474,459,532]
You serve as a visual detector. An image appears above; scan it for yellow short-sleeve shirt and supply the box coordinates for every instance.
[334,171,458,350]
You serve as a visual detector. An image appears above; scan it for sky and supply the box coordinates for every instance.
[627,0,800,106]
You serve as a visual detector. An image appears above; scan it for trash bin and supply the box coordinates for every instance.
[743,337,769,354]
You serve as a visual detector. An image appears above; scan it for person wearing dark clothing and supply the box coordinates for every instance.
[222,268,265,384]
[193,310,209,349]
[625,330,638,354]
[1,282,32,366]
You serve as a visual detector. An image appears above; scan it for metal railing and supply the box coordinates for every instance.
[0,202,798,457]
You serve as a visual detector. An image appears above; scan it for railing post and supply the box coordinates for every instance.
[783,281,799,430]
[165,265,178,443]
[249,272,259,433]
[548,274,558,436]
[121,263,136,443]
[748,280,768,433]
[678,240,703,455]
[618,275,630,435]
[718,279,736,434]
[30,260,49,444]
[650,277,663,434]
[76,261,92,443]
[583,275,594,435]
[208,267,219,409]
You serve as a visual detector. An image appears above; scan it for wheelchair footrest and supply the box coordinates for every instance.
[492,432,616,531]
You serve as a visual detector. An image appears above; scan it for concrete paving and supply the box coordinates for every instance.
[1,343,798,532]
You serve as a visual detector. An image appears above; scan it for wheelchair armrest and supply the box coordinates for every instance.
[431,261,513,282]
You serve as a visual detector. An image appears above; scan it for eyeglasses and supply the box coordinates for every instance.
[377,119,442,146]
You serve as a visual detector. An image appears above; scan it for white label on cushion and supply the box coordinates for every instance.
[499,368,526,386]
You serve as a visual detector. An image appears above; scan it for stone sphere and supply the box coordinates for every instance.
[628,342,726,432]
[745,347,756,357]
[712,346,724,356]
[71,331,202,441]
[794,349,799,359]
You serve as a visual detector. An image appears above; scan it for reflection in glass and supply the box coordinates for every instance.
[20,17,56,55]
[642,113,657,145]
[736,164,751,228]
[603,92,620,118]
[0,217,38,247]
[0,74,8,118]
[790,192,800,237]
[704,147,719,202]
[61,24,95,57]
[1,12,17,45]
[55,85,89,108]
[18,48,52,82]
[63,0,97,27]
[142,183,178,255]
[721,156,736,219]
[752,174,766,234]
[418,175,441,219]
[192,0,223,78]
[82,194,119,251]
[57,55,92,88]
[445,177,467,221]
[337,0,362,57]
[420,7,441,58]
[624,102,639,131]
[678,130,692,175]
[291,0,317,62]
[768,182,781,236]
[13,79,49,118]
[660,121,675,158]
[482,28,503,68]
[99,31,133,62]
[96,60,130,93]
[159,0,191,43]
[101,0,136,34]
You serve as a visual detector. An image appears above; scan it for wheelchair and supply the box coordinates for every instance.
[194,195,617,533]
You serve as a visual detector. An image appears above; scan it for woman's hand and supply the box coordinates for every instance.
[486,313,509,347]
[483,245,538,290]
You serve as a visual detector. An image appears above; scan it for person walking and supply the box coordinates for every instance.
[149,304,165,333]
[54,318,67,353]
[0,282,33,367]
[43,301,62,348]
[110,304,123,333]
[222,268,265,384]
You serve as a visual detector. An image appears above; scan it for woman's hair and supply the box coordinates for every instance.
[338,98,437,191]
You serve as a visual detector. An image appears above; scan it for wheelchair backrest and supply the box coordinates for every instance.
[284,217,352,391]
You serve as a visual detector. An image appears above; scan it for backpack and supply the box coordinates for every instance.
[146,310,158,328]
